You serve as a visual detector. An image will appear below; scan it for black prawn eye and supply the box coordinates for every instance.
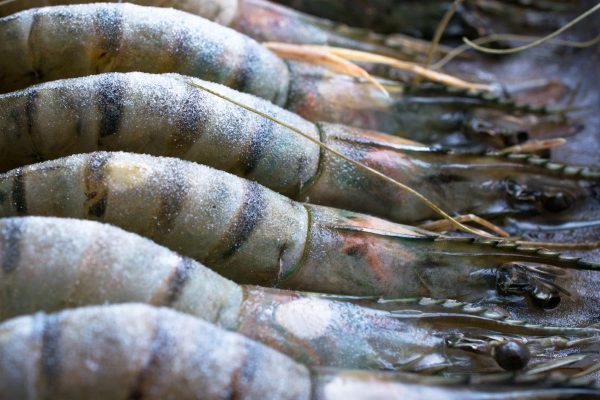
[515,131,529,143]
[543,192,573,213]
[493,341,531,371]
[533,293,561,310]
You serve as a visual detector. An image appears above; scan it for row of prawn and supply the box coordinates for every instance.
[1,149,600,396]
[1,112,600,393]
[1,1,600,398]
[2,71,600,305]
[0,2,572,147]
[5,302,600,400]
[2,216,600,399]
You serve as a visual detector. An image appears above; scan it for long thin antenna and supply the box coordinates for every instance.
[184,78,496,238]
[463,2,600,55]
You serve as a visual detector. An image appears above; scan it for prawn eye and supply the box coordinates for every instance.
[494,341,530,371]
[543,192,573,213]
[515,131,529,144]
[532,293,561,310]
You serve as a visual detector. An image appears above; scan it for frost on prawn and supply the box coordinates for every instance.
[4,217,600,374]
[0,0,428,60]
[0,152,598,311]
[0,3,289,102]
[2,304,599,400]
[0,3,565,145]
[0,72,597,225]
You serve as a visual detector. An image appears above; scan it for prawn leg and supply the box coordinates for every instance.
[285,60,572,142]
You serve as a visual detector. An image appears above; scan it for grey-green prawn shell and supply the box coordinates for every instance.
[5,216,600,373]
[0,216,445,371]
[0,3,289,104]
[0,0,416,60]
[0,152,598,305]
[0,0,239,23]
[0,216,244,328]
[0,3,560,140]
[0,303,311,400]
[0,72,320,198]
[1,303,600,400]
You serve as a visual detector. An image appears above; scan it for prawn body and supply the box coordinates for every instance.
[6,216,600,373]
[0,3,289,103]
[0,152,597,308]
[0,0,426,60]
[2,304,598,399]
[0,304,311,400]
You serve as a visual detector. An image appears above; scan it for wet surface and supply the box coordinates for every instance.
[444,1,600,327]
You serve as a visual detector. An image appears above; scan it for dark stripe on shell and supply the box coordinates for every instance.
[97,75,125,139]
[26,13,44,82]
[242,118,273,176]
[24,89,38,151]
[230,40,255,94]
[127,315,170,400]
[40,314,62,395]
[11,169,27,214]
[221,181,266,259]
[154,161,190,237]
[229,339,259,399]
[0,218,24,274]
[162,257,196,306]
[94,6,123,58]
[84,153,112,218]
[171,87,209,151]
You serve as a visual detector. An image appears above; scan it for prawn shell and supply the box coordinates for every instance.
[0,3,289,104]
[0,304,311,399]
[0,72,320,197]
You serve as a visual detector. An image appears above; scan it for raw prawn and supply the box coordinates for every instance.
[1,152,598,308]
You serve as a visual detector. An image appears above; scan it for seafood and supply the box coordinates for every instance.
[0,304,311,400]
[2,304,598,400]
[1,151,598,308]
[284,60,565,144]
[497,218,600,328]
[0,0,428,60]
[5,216,600,372]
[2,72,596,224]
[0,3,554,142]
[273,0,576,38]
[0,3,289,102]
